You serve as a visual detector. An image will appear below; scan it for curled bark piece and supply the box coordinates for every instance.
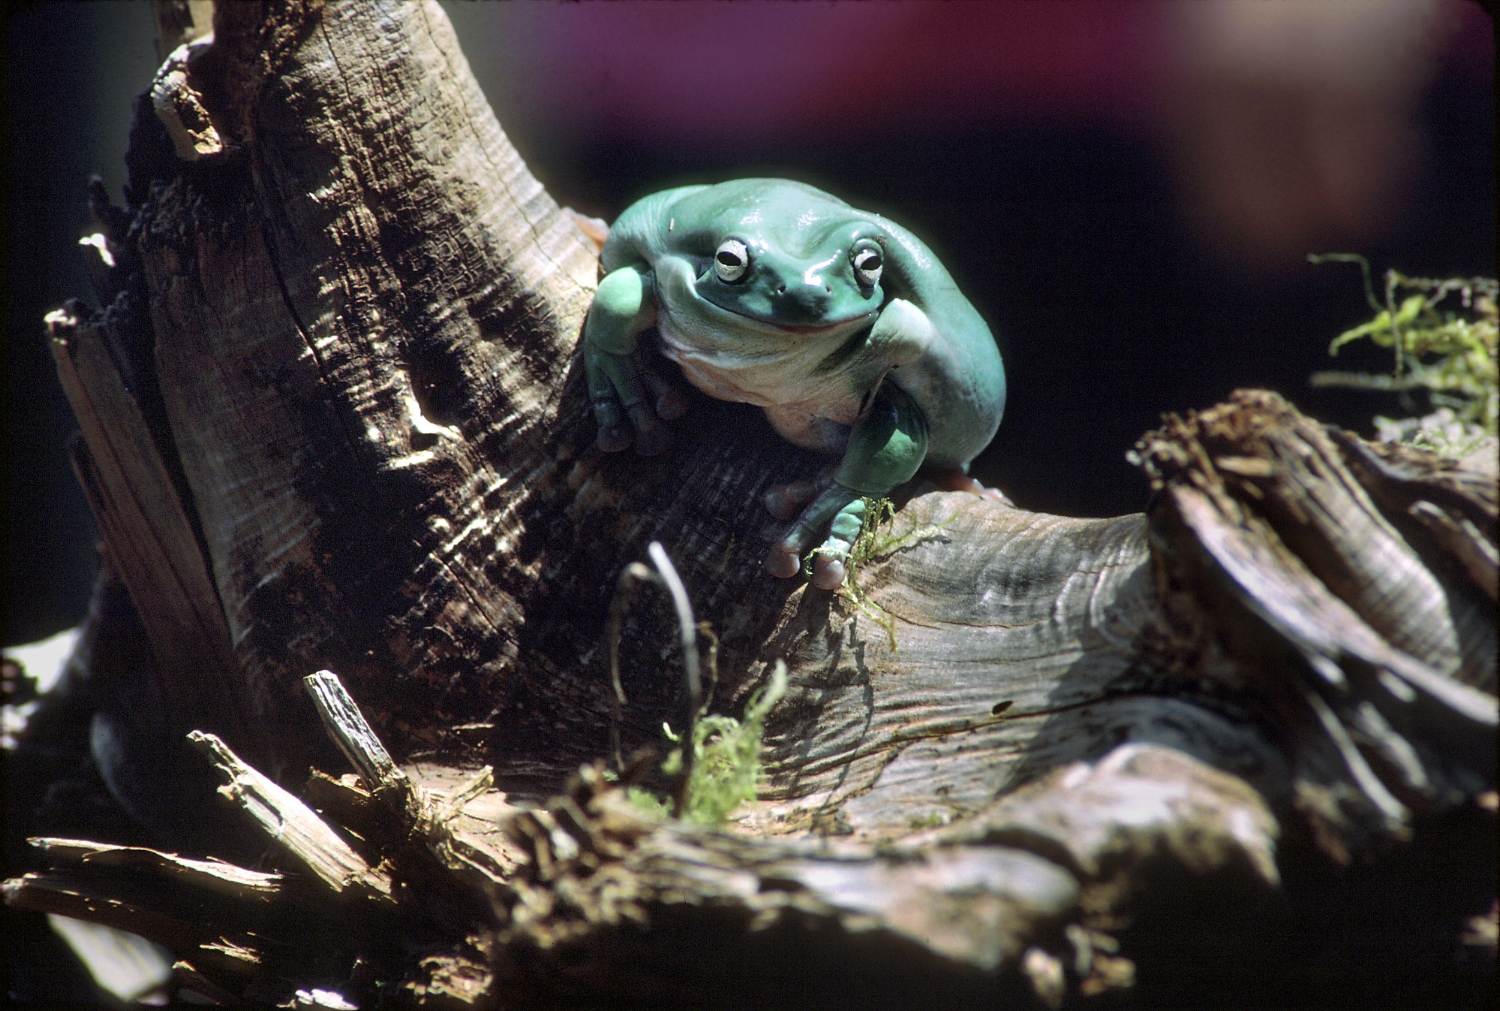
[1407,499,1499,600]
[1330,429,1499,605]
[1142,391,1487,683]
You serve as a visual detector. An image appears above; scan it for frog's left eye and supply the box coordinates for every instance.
[714,239,749,283]
[852,244,883,287]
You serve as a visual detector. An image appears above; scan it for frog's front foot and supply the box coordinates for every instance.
[763,479,867,590]
[584,263,688,455]
[590,360,688,456]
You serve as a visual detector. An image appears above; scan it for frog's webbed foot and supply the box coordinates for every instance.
[584,264,687,456]
[587,346,688,456]
[764,478,867,590]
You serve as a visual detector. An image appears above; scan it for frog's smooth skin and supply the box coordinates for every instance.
[584,179,1005,589]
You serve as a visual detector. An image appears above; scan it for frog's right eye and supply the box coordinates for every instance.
[714,239,749,283]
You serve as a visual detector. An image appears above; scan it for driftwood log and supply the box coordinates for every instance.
[6,1,1495,1007]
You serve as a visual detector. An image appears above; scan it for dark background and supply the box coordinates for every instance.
[5,1,1494,648]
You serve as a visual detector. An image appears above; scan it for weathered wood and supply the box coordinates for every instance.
[46,304,253,754]
[134,0,602,776]
[303,668,426,825]
[6,0,1492,1006]
[30,838,283,901]
[1135,390,1496,855]
[187,730,395,905]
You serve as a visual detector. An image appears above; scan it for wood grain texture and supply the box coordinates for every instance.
[47,305,249,747]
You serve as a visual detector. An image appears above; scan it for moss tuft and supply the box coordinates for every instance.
[632,662,789,826]
[826,497,951,651]
[1310,254,1497,456]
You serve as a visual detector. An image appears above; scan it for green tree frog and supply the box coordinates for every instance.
[584,179,1005,589]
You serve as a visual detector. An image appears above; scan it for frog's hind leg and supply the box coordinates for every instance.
[765,383,930,589]
[765,482,865,589]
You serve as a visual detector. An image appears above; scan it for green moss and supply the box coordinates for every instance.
[624,786,671,818]
[632,662,789,826]
[1309,254,1497,456]
[907,811,948,830]
[820,497,951,652]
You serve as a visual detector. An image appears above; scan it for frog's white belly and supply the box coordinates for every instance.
[656,315,864,454]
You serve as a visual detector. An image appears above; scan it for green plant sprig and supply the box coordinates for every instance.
[628,661,789,826]
[1309,254,1497,452]
[809,496,953,652]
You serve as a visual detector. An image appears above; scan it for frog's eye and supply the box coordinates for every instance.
[852,245,883,288]
[714,239,750,283]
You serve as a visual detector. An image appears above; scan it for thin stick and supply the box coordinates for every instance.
[303,669,424,826]
[696,621,720,718]
[605,544,703,816]
[608,562,660,772]
[647,542,701,817]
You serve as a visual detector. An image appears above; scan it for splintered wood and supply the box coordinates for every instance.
[1135,389,1496,855]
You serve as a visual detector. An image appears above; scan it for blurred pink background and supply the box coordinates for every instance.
[458,0,1490,268]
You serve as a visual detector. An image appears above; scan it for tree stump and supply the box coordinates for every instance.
[6,1,1494,1007]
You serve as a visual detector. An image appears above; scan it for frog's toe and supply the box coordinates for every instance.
[592,400,634,453]
[765,543,802,579]
[812,554,847,590]
[633,420,671,457]
[763,479,823,521]
[933,468,1014,505]
[597,423,634,453]
[616,403,668,457]
[807,498,866,588]
[765,520,820,580]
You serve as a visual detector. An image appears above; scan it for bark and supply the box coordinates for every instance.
[7,1,1495,1007]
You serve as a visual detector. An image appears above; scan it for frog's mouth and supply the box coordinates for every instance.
[774,314,878,335]
[716,309,878,336]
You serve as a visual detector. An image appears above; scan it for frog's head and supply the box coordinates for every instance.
[672,181,887,337]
